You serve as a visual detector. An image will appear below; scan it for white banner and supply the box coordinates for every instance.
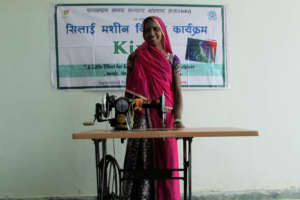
[51,4,229,89]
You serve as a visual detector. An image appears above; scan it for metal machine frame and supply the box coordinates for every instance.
[93,137,193,200]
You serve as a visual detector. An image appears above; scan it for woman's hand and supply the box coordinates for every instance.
[174,120,185,129]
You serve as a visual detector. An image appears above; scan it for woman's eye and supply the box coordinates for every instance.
[144,26,160,34]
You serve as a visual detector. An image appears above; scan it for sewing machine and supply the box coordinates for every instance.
[83,92,169,129]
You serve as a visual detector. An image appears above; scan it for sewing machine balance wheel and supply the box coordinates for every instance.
[98,154,121,199]
[102,93,109,118]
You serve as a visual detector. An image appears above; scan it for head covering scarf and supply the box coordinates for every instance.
[125,16,181,200]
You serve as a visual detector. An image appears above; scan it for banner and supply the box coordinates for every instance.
[51,4,229,89]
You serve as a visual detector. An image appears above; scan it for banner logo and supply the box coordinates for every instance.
[208,10,217,20]
[64,10,70,16]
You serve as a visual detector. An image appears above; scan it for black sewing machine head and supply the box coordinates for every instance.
[83,92,169,130]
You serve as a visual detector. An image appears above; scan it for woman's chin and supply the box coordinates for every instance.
[148,41,160,47]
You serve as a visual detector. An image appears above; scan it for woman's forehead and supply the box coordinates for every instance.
[144,20,160,28]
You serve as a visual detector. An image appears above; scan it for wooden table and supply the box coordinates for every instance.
[73,127,258,200]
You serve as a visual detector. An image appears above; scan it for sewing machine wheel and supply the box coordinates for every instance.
[101,93,109,118]
[99,155,121,200]
[115,97,129,113]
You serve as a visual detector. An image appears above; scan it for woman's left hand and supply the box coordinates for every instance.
[174,121,185,129]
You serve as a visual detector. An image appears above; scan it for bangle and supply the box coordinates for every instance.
[173,119,182,124]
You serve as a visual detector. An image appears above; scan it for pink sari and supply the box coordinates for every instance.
[126,16,180,200]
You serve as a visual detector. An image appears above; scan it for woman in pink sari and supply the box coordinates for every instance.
[123,16,184,200]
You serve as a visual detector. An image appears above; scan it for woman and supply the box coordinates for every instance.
[123,16,184,200]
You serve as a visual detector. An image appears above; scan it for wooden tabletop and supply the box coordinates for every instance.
[72,127,258,140]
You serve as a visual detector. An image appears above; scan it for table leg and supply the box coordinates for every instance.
[93,139,107,200]
[101,139,107,200]
[183,138,187,200]
[93,139,101,200]
[183,138,193,200]
[188,138,193,200]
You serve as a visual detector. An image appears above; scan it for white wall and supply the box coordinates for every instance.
[1,0,300,197]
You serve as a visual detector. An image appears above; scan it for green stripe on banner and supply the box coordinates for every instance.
[181,63,223,76]
[59,64,127,78]
[58,63,223,78]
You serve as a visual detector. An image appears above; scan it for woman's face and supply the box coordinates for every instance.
[143,20,163,47]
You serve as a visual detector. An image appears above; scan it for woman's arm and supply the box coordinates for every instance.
[172,58,185,128]
[125,53,135,98]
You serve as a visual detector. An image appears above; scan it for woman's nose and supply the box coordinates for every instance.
[149,29,155,36]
